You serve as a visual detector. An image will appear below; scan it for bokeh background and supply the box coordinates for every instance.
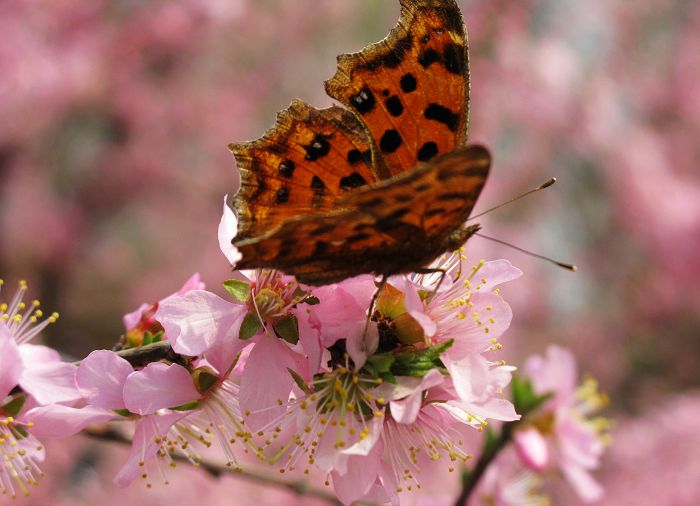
[2,0,699,504]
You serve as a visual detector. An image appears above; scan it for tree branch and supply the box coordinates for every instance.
[453,422,515,506]
[83,427,343,505]
[72,341,187,368]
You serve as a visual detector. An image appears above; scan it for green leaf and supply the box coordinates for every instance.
[114,408,131,417]
[390,340,454,377]
[288,368,313,394]
[273,313,299,344]
[240,313,262,340]
[511,376,553,416]
[193,368,219,394]
[367,352,395,374]
[223,279,252,303]
[172,401,201,412]
[302,296,320,305]
[142,330,163,346]
[1,395,26,417]
[379,371,398,384]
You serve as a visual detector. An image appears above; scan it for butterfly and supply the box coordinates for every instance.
[229,0,490,286]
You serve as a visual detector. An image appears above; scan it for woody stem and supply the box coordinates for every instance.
[83,427,344,505]
[453,421,516,506]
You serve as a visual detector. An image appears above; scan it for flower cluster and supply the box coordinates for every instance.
[0,279,82,498]
[472,346,610,505]
[0,199,611,505]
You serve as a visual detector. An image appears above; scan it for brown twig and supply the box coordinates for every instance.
[453,422,516,506]
[83,427,343,505]
[72,341,187,368]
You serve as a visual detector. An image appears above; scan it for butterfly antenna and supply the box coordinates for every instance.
[468,178,557,221]
[475,232,578,271]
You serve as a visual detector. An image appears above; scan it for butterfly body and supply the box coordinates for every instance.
[230,0,490,285]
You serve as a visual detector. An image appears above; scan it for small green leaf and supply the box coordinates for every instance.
[240,313,262,340]
[390,340,454,377]
[14,425,29,439]
[288,368,313,394]
[223,279,252,303]
[379,371,398,384]
[114,408,131,417]
[193,367,219,394]
[511,376,553,416]
[273,313,299,344]
[366,352,395,374]
[1,395,26,417]
[172,401,200,411]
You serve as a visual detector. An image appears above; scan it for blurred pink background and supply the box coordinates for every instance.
[2,0,699,504]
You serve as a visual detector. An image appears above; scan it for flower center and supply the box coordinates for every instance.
[0,279,58,345]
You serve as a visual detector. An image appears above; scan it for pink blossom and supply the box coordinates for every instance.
[0,326,46,498]
[62,350,204,487]
[217,195,242,266]
[519,345,609,503]
[0,280,81,405]
[388,255,521,403]
[122,273,205,348]
[469,448,547,506]
[157,269,321,431]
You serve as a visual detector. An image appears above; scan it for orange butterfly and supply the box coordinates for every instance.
[229,0,490,286]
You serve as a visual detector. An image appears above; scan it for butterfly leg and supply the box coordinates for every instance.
[413,267,449,296]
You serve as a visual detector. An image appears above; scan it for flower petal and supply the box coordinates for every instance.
[345,321,378,370]
[389,370,445,424]
[477,259,523,292]
[0,324,22,398]
[156,289,247,357]
[19,352,81,405]
[113,412,187,487]
[25,404,115,438]
[239,337,302,431]
[332,438,383,505]
[76,350,133,410]
[218,195,242,266]
[513,427,549,471]
[123,362,200,415]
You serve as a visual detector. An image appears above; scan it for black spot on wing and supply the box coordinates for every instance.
[347,149,371,165]
[362,35,413,70]
[374,208,410,234]
[360,197,384,208]
[436,191,473,202]
[400,73,417,93]
[443,43,465,75]
[304,134,331,161]
[311,176,325,192]
[414,183,431,192]
[340,172,368,190]
[350,86,376,114]
[276,187,290,204]
[417,142,438,162]
[424,207,446,217]
[385,96,404,117]
[380,130,402,153]
[394,194,413,203]
[424,104,459,132]
[278,159,295,178]
[418,49,440,68]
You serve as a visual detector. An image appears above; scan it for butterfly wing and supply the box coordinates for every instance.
[325,0,469,177]
[230,99,379,239]
[234,145,490,285]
